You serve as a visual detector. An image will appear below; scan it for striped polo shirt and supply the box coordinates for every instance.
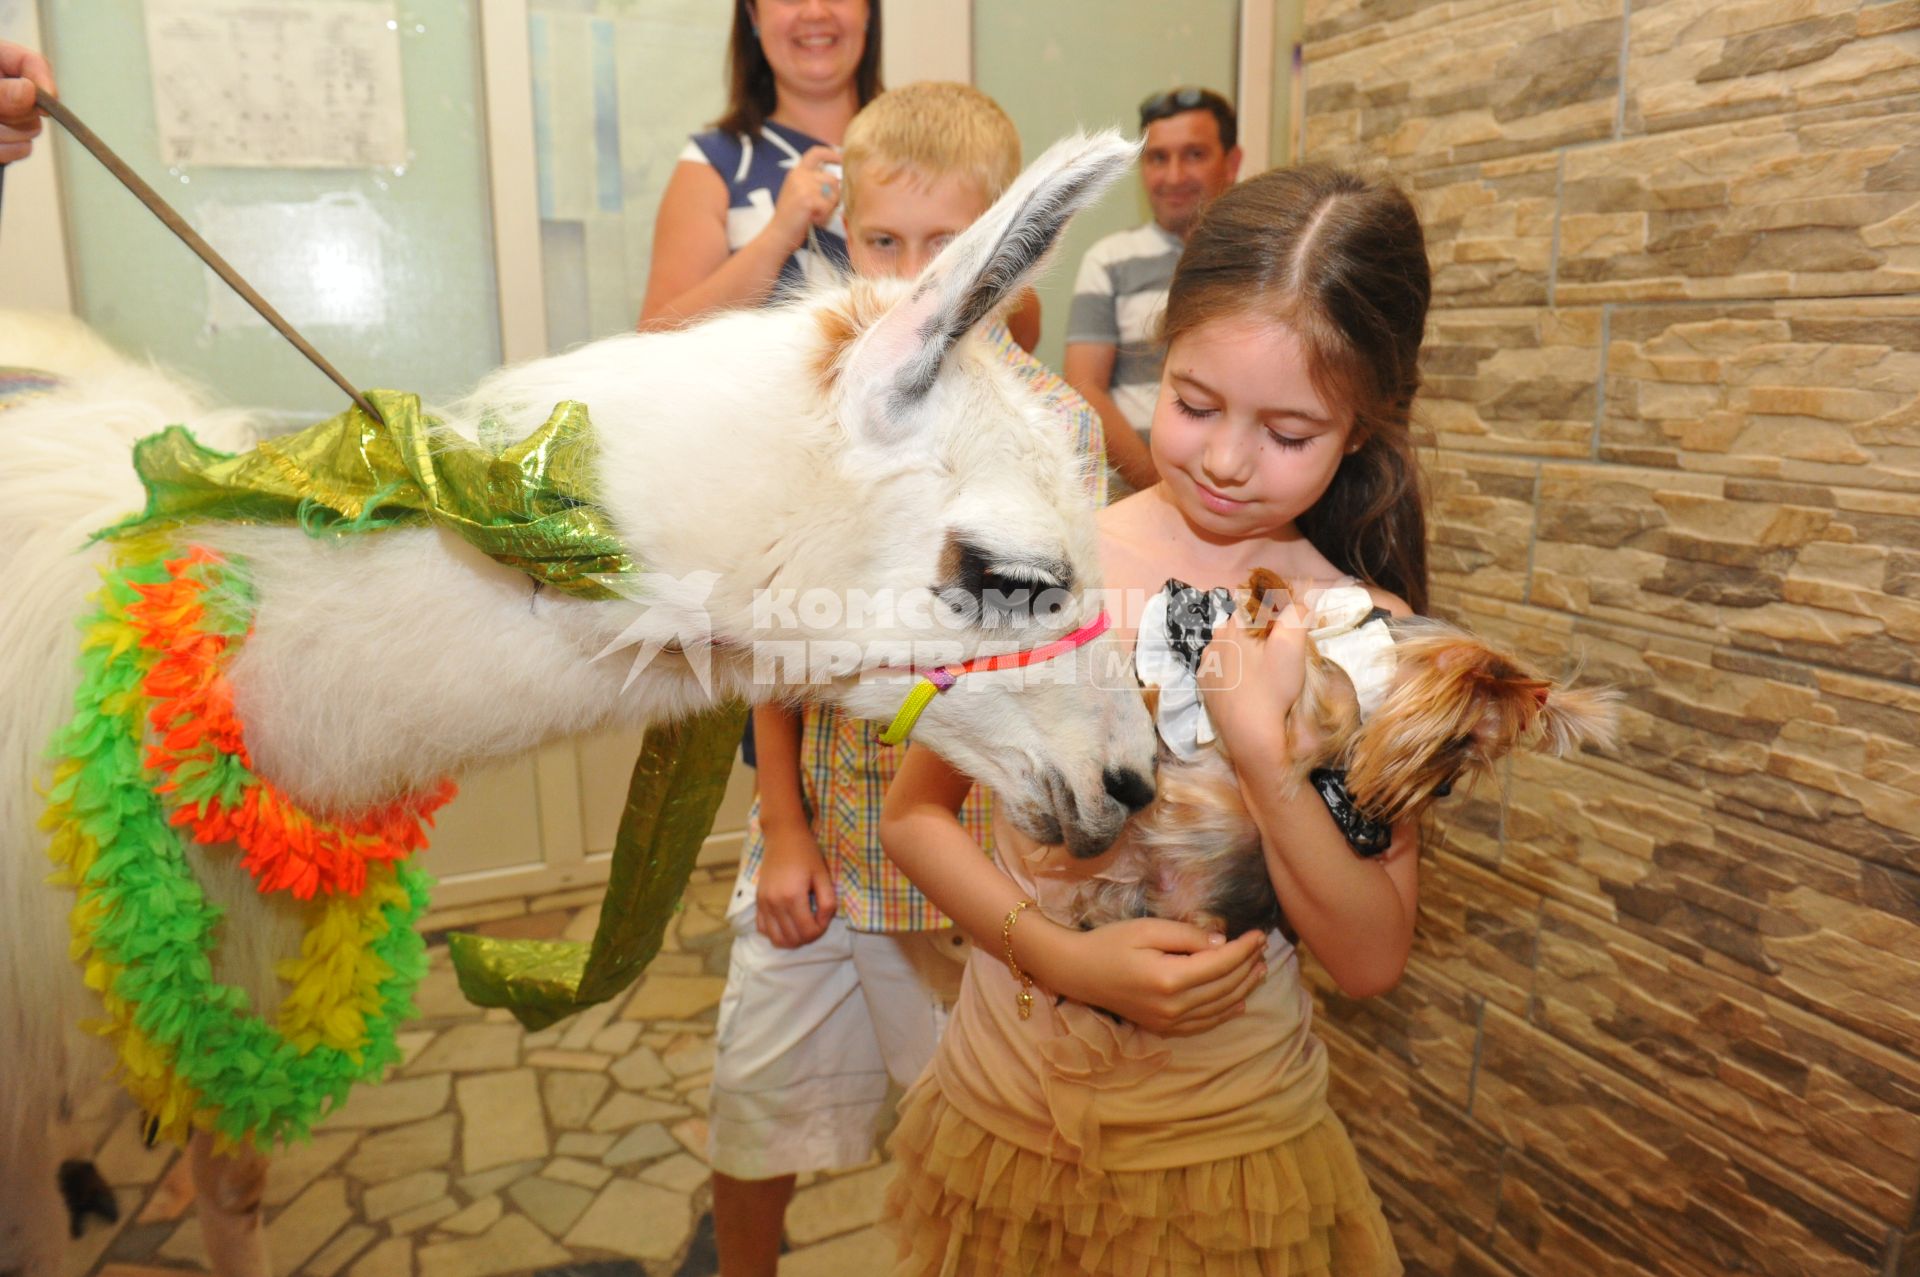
[1066,221,1184,433]
[681,121,850,297]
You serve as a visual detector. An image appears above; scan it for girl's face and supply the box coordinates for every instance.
[753,0,868,98]
[1149,314,1357,540]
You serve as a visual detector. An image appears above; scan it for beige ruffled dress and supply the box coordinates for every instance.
[884,830,1401,1277]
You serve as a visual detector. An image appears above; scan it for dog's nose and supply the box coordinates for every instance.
[1103,766,1155,813]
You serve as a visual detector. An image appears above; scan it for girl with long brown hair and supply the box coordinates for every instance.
[880,165,1432,1275]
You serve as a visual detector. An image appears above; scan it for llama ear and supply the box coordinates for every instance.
[842,130,1138,446]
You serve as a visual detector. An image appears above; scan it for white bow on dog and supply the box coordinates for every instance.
[1136,580,1397,759]
[1307,585,1398,719]
[1136,581,1235,760]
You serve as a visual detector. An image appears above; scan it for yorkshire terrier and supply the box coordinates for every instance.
[1051,569,1619,937]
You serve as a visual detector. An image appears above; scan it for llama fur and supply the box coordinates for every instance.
[0,132,1154,1276]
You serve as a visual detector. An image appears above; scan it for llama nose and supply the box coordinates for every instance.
[1103,766,1155,813]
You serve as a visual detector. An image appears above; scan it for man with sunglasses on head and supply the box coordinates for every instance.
[1064,86,1242,492]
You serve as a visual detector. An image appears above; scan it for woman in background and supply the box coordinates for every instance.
[638,0,878,329]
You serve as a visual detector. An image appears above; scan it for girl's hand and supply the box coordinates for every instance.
[768,145,843,251]
[1199,603,1309,770]
[1032,919,1268,1036]
[756,826,837,948]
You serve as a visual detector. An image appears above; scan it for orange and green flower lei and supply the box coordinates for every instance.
[42,538,452,1147]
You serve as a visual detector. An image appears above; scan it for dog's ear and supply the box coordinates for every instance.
[1311,657,1363,745]
[1243,568,1291,638]
[1346,629,1622,822]
[1529,685,1621,755]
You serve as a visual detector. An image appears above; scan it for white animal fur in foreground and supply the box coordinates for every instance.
[0,131,1155,1277]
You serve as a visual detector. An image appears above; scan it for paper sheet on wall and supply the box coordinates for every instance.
[147,0,408,168]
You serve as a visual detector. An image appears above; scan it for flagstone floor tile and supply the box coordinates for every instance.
[589,1094,689,1135]
[508,1177,595,1239]
[441,1194,504,1236]
[417,1215,568,1277]
[542,1071,611,1131]
[557,1002,620,1052]
[320,1075,451,1132]
[266,1178,352,1273]
[457,1070,549,1174]
[346,1237,411,1277]
[564,1182,693,1260]
[307,1223,377,1277]
[608,1047,672,1093]
[363,1172,447,1224]
[342,1118,449,1185]
[404,1022,523,1075]
[638,1154,710,1195]
[542,1158,613,1191]
[780,1225,895,1277]
[554,1132,617,1159]
[457,1159,543,1201]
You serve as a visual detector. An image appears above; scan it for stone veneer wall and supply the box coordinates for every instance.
[1295,3,1920,1274]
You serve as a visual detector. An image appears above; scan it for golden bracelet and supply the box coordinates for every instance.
[1002,899,1038,1021]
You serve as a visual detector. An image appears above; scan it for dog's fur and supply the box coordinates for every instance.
[1053,570,1618,938]
[0,133,1153,1277]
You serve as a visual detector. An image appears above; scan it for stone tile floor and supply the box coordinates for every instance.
[66,865,897,1277]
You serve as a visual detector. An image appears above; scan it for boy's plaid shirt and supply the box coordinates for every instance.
[739,321,1110,932]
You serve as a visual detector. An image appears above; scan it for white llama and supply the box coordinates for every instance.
[0,133,1153,1277]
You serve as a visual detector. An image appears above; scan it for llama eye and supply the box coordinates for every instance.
[978,567,1074,628]
[936,537,1074,629]
[979,569,1036,623]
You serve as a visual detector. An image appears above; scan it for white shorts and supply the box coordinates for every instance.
[706,902,968,1180]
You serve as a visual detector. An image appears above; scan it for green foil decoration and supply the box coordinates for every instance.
[98,390,633,598]
[450,701,748,1030]
[89,388,741,1026]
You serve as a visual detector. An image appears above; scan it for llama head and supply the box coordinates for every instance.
[793,131,1157,857]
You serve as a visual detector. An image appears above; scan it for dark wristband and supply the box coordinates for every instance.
[1309,768,1393,857]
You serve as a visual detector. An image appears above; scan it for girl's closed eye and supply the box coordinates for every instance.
[1265,429,1313,450]
[1172,394,1216,420]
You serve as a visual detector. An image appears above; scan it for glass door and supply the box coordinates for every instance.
[974,0,1243,371]
[41,0,502,423]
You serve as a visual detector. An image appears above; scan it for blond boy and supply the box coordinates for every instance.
[706,82,1105,1277]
